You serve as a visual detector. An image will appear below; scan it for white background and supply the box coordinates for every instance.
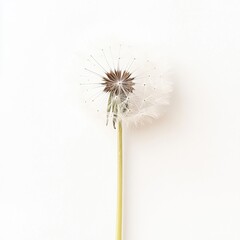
[1,0,240,239]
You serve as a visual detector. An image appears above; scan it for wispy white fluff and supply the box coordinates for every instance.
[119,78,172,127]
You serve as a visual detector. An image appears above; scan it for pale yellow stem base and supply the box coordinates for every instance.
[116,121,123,240]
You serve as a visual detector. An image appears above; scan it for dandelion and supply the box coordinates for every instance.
[79,43,172,240]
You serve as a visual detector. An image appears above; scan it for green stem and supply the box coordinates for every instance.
[116,120,123,240]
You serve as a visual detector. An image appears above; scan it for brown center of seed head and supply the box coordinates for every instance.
[102,69,135,96]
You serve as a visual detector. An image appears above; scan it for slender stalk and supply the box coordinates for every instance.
[116,120,123,240]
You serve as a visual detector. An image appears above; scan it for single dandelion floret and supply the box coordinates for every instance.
[80,44,172,128]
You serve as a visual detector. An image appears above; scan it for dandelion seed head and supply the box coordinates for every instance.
[78,42,172,128]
